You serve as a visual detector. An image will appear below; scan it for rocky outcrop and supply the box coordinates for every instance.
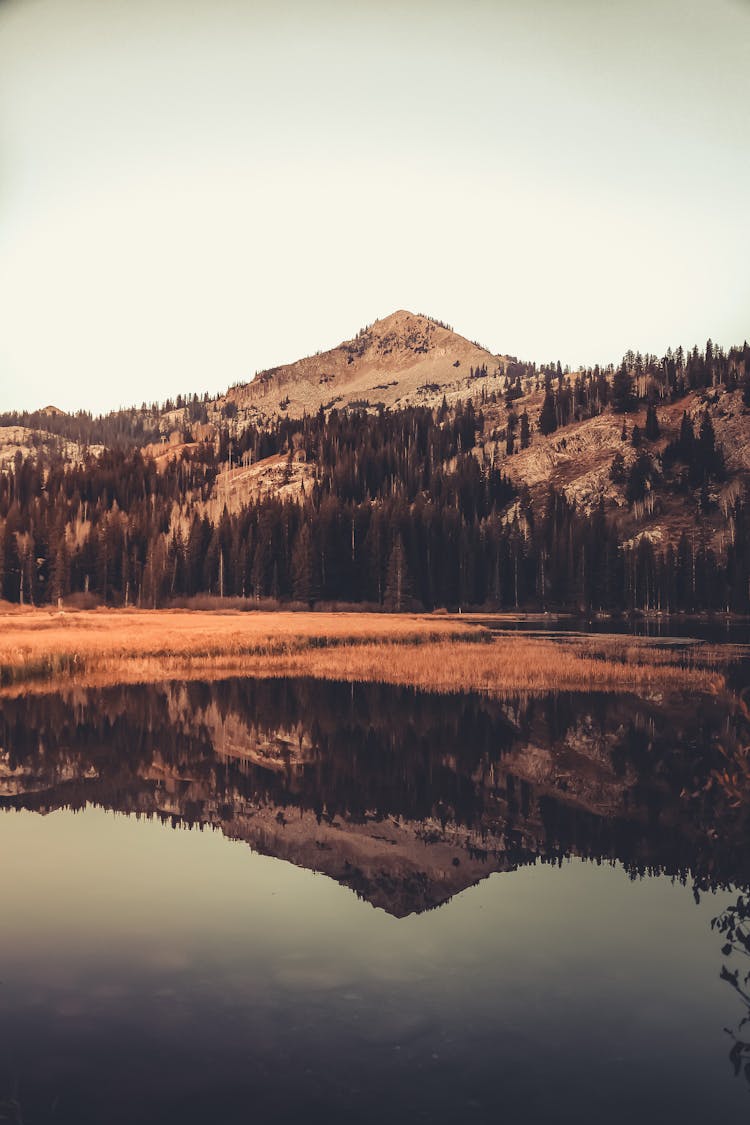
[222,310,511,423]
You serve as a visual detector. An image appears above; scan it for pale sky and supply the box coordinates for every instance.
[0,0,748,414]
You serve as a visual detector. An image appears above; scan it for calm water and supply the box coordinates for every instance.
[1,672,749,1123]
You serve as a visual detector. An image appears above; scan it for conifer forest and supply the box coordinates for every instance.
[2,338,750,615]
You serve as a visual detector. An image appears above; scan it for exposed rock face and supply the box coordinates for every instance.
[223,310,511,422]
[500,389,746,501]
[195,315,750,549]
[0,425,102,469]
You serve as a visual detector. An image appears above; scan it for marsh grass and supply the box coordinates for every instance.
[0,609,729,697]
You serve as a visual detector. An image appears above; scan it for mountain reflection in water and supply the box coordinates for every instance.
[2,677,749,909]
[1,676,750,1123]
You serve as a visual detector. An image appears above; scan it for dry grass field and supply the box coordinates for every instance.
[0,606,729,697]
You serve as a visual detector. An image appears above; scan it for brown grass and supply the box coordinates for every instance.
[0,608,729,698]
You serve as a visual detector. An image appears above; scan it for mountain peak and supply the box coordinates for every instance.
[372,308,419,327]
[227,311,505,420]
[367,309,452,335]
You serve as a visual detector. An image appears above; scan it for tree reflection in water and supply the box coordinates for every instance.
[713,893,750,1087]
[2,673,750,1101]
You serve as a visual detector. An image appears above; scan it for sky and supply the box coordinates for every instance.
[0,0,748,414]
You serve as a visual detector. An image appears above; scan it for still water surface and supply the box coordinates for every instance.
[1,673,749,1123]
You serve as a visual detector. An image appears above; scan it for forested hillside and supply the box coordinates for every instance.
[1,321,750,614]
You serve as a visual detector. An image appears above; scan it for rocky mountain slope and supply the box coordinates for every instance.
[187,312,750,550]
[3,311,749,608]
[219,310,512,423]
[483,386,749,551]
[0,424,102,470]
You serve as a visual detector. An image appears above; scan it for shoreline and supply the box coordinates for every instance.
[2,599,748,625]
[0,607,731,698]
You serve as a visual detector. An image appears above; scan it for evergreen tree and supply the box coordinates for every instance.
[520,411,530,450]
[697,411,724,481]
[506,411,518,456]
[49,523,70,604]
[384,534,414,612]
[678,412,695,460]
[645,404,660,441]
[539,392,557,436]
[612,362,636,413]
[626,453,653,504]
[291,522,315,603]
[609,452,626,484]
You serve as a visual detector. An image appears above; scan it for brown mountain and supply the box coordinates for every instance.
[220,309,512,422]
[4,310,749,561]
[177,313,745,553]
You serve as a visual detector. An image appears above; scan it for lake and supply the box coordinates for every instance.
[1,671,749,1123]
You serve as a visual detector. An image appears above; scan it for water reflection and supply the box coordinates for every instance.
[2,678,749,910]
[713,892,750,1082]
[1,677,750,1122]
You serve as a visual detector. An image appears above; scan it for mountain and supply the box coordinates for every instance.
[203,320,750,559]
[1,311,750,613]
[0,309,508,467]
[219,310,512,423]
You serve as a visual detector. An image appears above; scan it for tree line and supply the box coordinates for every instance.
[1,390,750,613]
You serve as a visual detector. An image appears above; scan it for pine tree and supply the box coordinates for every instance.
[697,410,724,482]
[612,362,636,413]
[520,411,530,450]
[626,452,653,504]
[49,524,70,604]
[609,452,626,484]
[384,534,414,612]
[645,404,660,441]
[539,392,557,436]
[678,412,695,459]
[291,522,315,603]
[506,411,518,456]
